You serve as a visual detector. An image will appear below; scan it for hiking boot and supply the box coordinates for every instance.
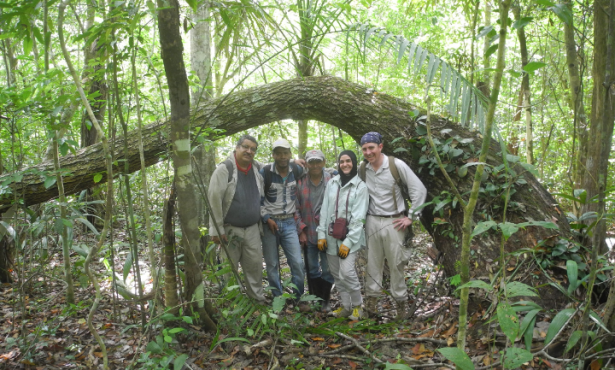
[330,306,352,318]
[365,297,378,317]
[349,306,365,321]
[395,299,408,321]
[319,279,333,313]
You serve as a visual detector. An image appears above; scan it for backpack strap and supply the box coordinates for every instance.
[263,164,273,196]
[223,158,234,183]
[388,156,409,213]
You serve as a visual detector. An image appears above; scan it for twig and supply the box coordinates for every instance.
[336,332,383,364]
[319,354,370,362]
[267,337,278,370]
[410,363,455,369]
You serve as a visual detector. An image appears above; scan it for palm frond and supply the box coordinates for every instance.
[350,23,490,132]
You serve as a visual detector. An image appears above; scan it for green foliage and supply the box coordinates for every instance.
[437,347,474,370]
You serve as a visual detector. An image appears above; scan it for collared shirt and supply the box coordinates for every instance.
[296,171,332,244]
[260,164,304,223]
[364,156,427,218]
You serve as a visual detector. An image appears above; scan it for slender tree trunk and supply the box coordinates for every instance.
[581,0,615,255]
[157,0,216,331]
[190,0,215,259]
[457,0,512,352]
[482,0,492,91]
[53,131,75,304]
[164,184,179,314]
[513,5,534,164]
[563,0,589,217]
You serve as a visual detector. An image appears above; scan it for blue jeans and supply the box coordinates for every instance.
[262,217,305,300]
[305,242,334,284]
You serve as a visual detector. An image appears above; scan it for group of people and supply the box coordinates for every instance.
[207,131,427,321]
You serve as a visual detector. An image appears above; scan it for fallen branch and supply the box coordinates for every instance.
[336,332,383,364]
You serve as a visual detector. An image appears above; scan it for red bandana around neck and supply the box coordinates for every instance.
[235,154,252,175]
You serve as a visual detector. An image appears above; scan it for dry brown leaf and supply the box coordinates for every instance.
[442,323,457,337]
[483,355,491,366]
[93,352,104,358]
[349,360,357,370]
[332,357,342,364]
[419,329,435,338]
[590,360,602,370]
[328,344,341,349]
[311,337,325,341]
[446,337,454,346]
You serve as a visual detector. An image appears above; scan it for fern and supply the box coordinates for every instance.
[349,23,490,132]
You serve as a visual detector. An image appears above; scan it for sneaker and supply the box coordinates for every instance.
[330,306,352,318]
[349,306,364,320]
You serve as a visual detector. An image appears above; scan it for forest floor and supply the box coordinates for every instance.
[0,226,608,369]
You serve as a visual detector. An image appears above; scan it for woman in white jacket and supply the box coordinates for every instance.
[317,151,369,320]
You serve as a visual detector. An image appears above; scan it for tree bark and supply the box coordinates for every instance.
[513,5,534,165]
[157,0,216,331]
[0,76,572,306]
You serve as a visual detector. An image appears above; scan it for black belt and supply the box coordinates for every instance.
[369,212,405,218]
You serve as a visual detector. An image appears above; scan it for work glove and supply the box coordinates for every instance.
[338,244,350,259]
[317,239,327,251]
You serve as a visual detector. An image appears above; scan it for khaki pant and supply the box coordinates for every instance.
[328,252,362,309]
[365,215,408,301]
[225,224,265,302]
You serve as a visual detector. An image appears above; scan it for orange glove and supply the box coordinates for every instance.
[338,244,350,259]
[317,239,327,251]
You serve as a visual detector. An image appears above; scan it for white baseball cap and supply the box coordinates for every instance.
[272,138,291,150]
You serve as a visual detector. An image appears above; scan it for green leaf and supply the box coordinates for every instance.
[499,222,520,240]
[518,162,538,176]
[272,295,286,313]
[174,354,189,370]
[182,316,193,324]
[477,25,493,38]
[94,173,103,183]
[503,347,533,369]
[146,340,162,354]
[506,281,539,297]
[384,363,414,370]
[497,302,519,343]
[544,308,575,344]
[523,61,547,73]
[44,176,57,189]
[565,330,583,353]
[524,314,536,350]
[169,327,185,334]
[589,310,611,333]
[438,347,474,370]
[23,36,32,56]
[75,217,100,235]
[456,280,493,292]
[536,0,555,6]
[471,220,497,237]
[185,0,197,11]
[123,253,133,282]
[485,43,498,58]
[519,309,540,350]
[549,3,573,25]
[566,260,578,294]
[513,17,534,29]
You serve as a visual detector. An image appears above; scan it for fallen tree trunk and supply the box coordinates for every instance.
[0,76,570,306]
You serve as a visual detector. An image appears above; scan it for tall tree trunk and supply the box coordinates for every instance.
[157,0,216,331]
[2,76,572,309]
[296,0,316,158]
[513,5,534,164]
[164,184,179,314]
[564,0,589,216]
[580,0,615,255]
[190,0,215,258]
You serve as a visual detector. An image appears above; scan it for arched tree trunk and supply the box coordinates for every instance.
[0,76,571,307]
